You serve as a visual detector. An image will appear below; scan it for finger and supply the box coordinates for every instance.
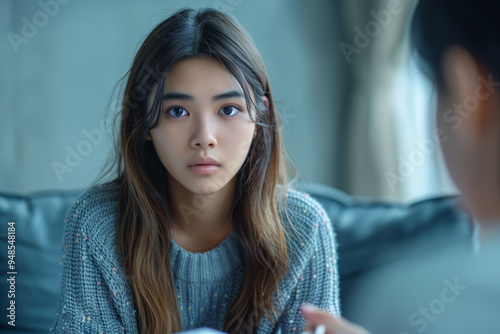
[301,304,337,325]
[301,304,339,334]
[301,304,371,334]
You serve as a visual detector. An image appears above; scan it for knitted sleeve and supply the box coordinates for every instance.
[276,191,341,333]
[49,188,138,333]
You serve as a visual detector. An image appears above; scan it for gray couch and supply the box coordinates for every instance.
[0,183,473,333]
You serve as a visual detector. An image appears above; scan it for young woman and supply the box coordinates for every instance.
[50,7,340,334]
[302,0,500,333]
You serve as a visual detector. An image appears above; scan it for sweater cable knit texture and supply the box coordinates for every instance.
[50,182,340,333]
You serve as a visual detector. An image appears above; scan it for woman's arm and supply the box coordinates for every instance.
[275,192,341,333]
[50,198,137,333]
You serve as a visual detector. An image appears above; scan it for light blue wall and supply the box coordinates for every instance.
[0,0,343,194]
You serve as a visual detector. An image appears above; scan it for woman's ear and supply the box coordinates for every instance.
[253,96,269,139]
[262,95,269,111]
[146,132,152,141]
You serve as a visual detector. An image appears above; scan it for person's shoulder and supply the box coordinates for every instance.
[274,186,338,305]
[348,237,500,333]
[278,186,333,251]
[65,180,120,246]
[69,180,120,218]
[279,187,329,228]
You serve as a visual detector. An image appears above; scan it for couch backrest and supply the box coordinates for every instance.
[0,190,80,333]
[0,184,473,332]
[297,183,474,319]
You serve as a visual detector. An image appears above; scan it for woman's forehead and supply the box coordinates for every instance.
[163,57,242,94]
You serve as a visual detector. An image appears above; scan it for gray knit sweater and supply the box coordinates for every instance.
[50,182,340,333]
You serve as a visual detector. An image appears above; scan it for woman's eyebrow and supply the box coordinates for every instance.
[212,90,244,101]
[161,90,244,102]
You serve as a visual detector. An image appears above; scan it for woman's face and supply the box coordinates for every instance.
[148,57,258,196]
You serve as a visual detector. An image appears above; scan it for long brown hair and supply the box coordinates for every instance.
[109,7,295,333]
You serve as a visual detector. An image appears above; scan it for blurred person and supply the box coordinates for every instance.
[301,0,500,333]
[50,7,340,334]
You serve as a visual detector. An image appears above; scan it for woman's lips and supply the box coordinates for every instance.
[188,164,220,175]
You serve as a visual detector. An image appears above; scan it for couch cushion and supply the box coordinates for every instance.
[298,183,473,279]
[0,190,79,333]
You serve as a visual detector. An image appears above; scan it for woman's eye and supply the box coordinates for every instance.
[219,106,241,117]
[166,106,188,118]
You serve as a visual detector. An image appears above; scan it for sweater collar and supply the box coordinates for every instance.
[170,230,242,283]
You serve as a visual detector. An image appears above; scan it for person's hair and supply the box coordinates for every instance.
[411,0,500,88]
[106,7,296,334]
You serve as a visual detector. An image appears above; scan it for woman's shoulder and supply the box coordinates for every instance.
[274,186,339,309]
[278,186,333,249]
[70,181,120,218]
[79,180,120,203]
[64,180,120,246]
[279,187,329,226]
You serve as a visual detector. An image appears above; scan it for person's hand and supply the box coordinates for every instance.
[300,304,371,334]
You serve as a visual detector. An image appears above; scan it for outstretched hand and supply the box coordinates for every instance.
[300,304,371,334]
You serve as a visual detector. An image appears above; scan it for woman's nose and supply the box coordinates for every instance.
[190,115,218,149]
